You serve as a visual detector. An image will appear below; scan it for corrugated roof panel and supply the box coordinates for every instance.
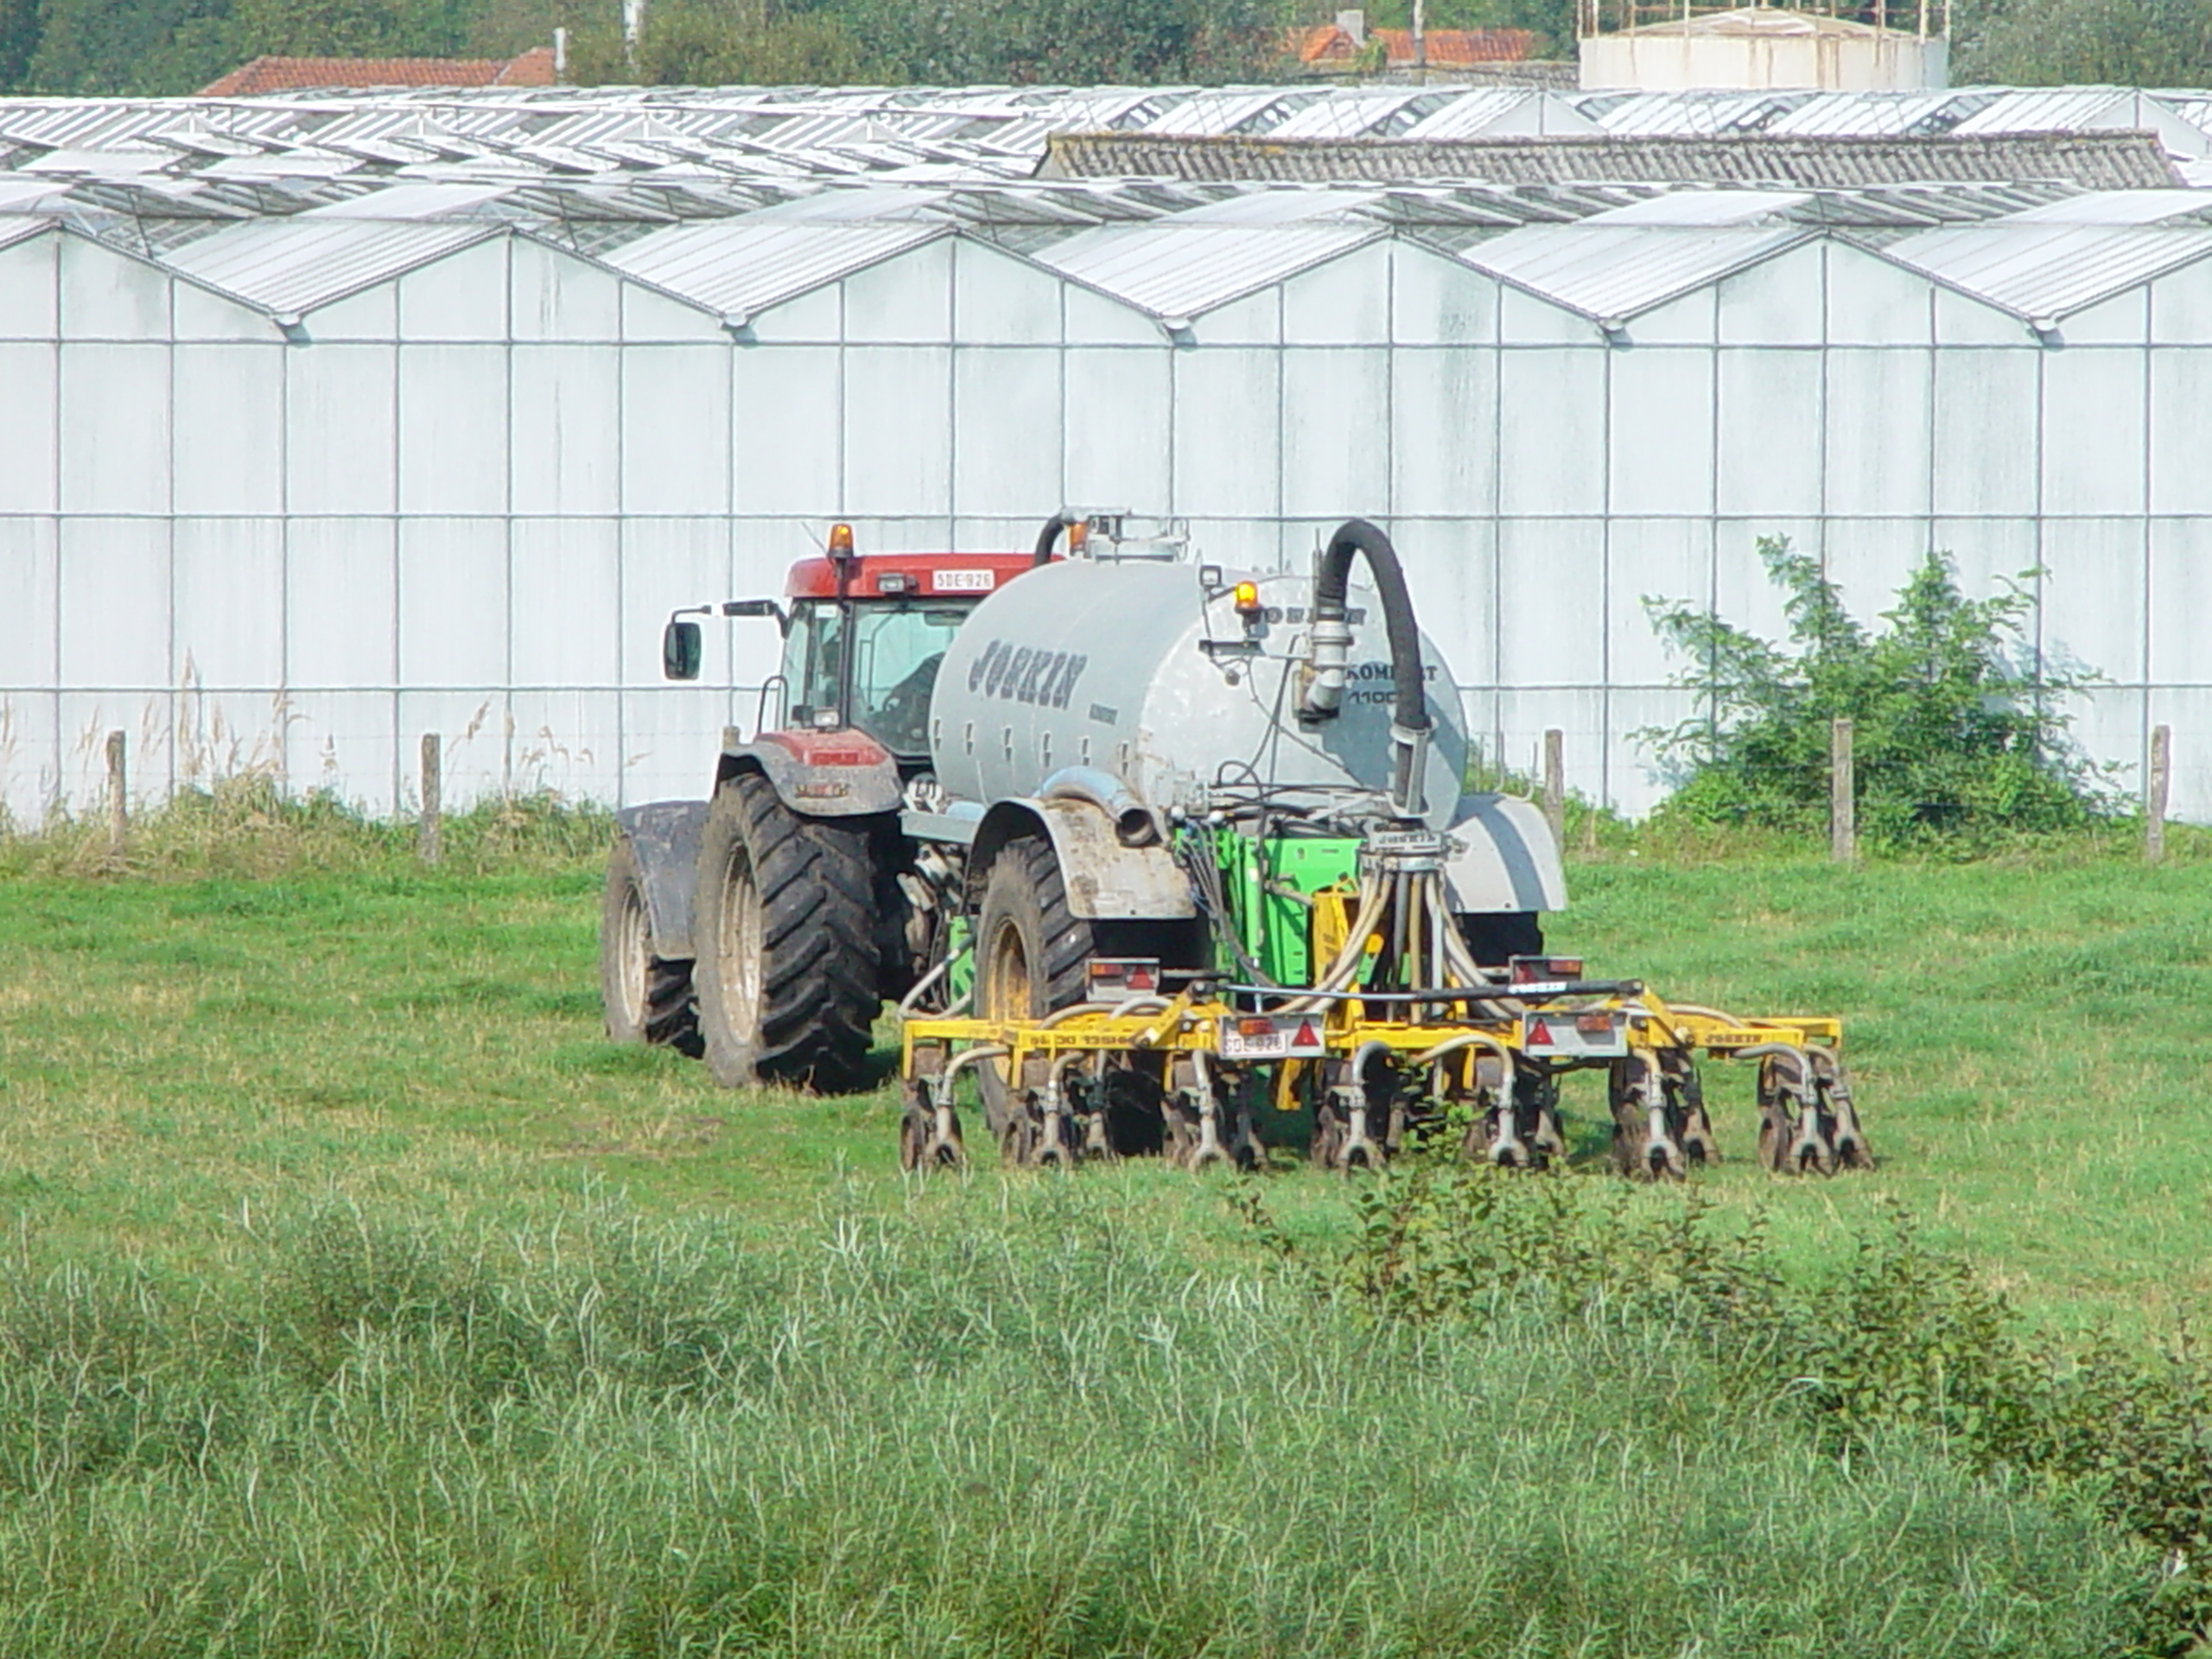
[0,177,72,210]
[601,217,946,318]
[304,181,515,218]
[1768,90,1990,137]
[2003,187,2212,221]
[1036,219,1380,317]
[1579,90,1812,136]
[1141,90,1319,137]
[1168,187,1382,223]
[1585,187,1810,223]
[1461,220,1808,321]
[1946,86,2211,157]
[1882,220,2212,318]
[1948,86,2131,132]
[1404,87,1597,138]
[160,217,499,315]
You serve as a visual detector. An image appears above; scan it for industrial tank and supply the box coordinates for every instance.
[928,558,1475,830]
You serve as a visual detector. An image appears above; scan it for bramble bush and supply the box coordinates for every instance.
[1642,537,2116,851]
[1238,1160,2212,1657]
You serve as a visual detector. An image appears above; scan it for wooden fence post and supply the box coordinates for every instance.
[419,734,442,865]
[2147,723,2171,866]
[105,729,126,858]
[1541,728,1566,849]
[1830,717,1856,863]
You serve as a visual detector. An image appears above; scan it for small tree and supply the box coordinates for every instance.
[1642,537,2113,849]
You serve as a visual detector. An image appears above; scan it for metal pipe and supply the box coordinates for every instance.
[1038,765,1161,847]
[1038,995,1169,1029]
[896,957,952,1017]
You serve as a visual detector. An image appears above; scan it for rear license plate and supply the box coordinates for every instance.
[1522,1008,1628,1058]
[1217,1014,1328,1060]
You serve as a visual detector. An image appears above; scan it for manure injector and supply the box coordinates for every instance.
[602,514,1872,1179]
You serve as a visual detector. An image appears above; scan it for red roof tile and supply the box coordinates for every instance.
[198,51,554,96]
[1287,23,1535,66]
[1373,26,1536,63]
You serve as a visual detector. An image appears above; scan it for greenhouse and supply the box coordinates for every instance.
[3,83,2210,822]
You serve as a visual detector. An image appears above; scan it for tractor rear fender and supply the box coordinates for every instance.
[715,733,903,819]
[613,799,709,959]
[1444,792,1568,914]
[971,798,1196,923]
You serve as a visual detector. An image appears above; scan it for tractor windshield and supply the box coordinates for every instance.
[783,599,973,756]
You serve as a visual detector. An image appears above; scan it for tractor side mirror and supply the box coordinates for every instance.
[662,618,702,681]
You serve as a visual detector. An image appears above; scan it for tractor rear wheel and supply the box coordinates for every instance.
[599,837,701,1056]
[692,772,879,1093]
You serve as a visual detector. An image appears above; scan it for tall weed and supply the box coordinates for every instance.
[1240,1160,2212,1655]
[0,1187,2153,1657]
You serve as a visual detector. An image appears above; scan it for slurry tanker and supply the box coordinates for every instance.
[601,514,1869,1178]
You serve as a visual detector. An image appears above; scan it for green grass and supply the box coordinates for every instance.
[0,1191,2155,1658]
[5,803,2212,1654]
[5,835,2210,1330]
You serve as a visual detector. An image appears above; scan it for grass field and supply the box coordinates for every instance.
[4,836,2208,1324]
[3,808,2210,1655]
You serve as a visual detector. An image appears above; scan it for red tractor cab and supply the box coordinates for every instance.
[664,518,1075,766]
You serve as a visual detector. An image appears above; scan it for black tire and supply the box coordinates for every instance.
[973,835,1094,1138]
[599,838,701,1056]
[692,772,880,1093]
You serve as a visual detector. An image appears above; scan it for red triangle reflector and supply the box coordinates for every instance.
[1529,1019,1552,1045]
[1294,1019,1319,1046]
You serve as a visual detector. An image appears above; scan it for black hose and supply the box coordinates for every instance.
[1033,513,1079,567]
[1313,518,1429,734]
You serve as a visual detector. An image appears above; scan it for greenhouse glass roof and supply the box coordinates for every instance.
[6,83,2212,331]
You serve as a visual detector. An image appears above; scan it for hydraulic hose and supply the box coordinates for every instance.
[1033,512,1081,566]
[1300,518,1430,735]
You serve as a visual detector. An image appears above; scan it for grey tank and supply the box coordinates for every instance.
[929,559,1472,830]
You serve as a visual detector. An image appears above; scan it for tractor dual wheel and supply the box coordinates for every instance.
[599,837,702,1057]
[692,772,880,1093]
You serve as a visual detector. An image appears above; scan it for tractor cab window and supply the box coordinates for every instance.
[782,601,847,730]
[851,603,971,755]
[780,598,973,755]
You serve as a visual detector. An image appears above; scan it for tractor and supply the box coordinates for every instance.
[601,513,1867,1178]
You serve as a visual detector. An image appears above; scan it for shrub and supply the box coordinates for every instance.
[1240,1159,2212,1656]
[1642,537,2115,851]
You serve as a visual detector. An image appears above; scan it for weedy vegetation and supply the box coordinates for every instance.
[1643,538,2118,853]
[3,788,2212,1654]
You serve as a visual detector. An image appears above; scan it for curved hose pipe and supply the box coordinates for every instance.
[1665,1003,1754,1028]
[1413,1031,1514,1068]
[896,957,953,1019]
[1299,518,1431,740]
[944,1044,1012,1084]
[1283,874,1390,1013]
[1038,995,1170,1030]
[1039,766,1163,848]
[1728,1040,1813,1089]
[1033,512,1081,566]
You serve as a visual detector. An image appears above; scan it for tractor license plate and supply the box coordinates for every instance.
[1218,1014,1328,1060]
[1522,1008,1628,1059]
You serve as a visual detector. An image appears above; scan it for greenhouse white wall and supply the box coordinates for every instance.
[4,86,2212,824]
